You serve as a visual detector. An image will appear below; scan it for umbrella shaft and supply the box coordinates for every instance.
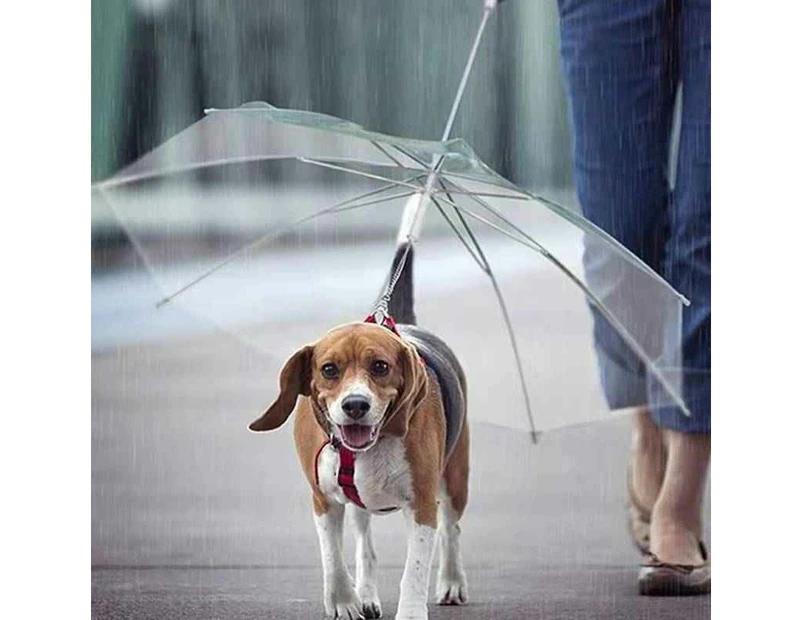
[440,5,494,143]
[398,2,498,245]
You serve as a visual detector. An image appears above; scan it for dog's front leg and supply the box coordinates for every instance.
[353,507,382,619]
[395,503,437,620]
[315,501,363,619]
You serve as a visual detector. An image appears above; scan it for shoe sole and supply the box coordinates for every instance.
[638,565,711,596]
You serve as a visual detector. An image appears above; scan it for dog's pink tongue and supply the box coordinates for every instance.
[341,424,373,448]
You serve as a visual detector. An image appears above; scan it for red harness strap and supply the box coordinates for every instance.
[335,441,366,508]
[313,437,366,509]
[364,310,400,335]
[365,310,424,366]
[311,309,416,510]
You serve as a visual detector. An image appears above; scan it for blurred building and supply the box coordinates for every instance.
[91,0,576,274]
[92,0,572,188]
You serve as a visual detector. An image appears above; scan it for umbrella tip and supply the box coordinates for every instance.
[155,297,170,309]
[529,430,540,445]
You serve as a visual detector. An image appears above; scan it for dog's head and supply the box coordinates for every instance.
[249,323,428,451]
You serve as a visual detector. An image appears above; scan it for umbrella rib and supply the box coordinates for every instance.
[528,191,690,304]
[390,144,431,170]
[444,201,539,440]
[371,141,421,170]
[431,187,529,201]
[444,176,689,306]
[297,157,425,192]
[429,196,486,272]
[440,171,527,195]
[399,144,449,183]
[372,146,517,201]
[438,196,692,417]
[389,144,529,200]
[431,192,539,443]
[327,190,416,214]
[389,145,449,186]
[93,155,288,190]
[388,144,452,199]
[154,184,417,307]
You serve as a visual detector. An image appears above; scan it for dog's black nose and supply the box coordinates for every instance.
[342,395,371,420]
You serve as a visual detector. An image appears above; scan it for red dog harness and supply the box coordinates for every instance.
[311,310,406,510]
[364,308,401,335]
[313,436,367,509]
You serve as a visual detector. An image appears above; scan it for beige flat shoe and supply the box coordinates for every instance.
[638,541,711,596]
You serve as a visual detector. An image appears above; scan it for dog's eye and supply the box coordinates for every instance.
[321,363,339,380]
[370,360,389,377]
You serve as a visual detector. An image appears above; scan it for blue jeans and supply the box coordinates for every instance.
[557,0,710,433]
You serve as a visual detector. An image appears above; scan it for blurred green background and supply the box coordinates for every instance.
[91,0,573,190]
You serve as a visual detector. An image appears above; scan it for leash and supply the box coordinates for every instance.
[311,251,409,510]
[314,1,519,505]
[313,244,415,510]
[366,241,412,335]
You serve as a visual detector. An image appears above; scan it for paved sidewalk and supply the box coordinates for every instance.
[93,563,709,620]
[92,330,709,619]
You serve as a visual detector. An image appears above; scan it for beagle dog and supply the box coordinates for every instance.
[249,243,469,620]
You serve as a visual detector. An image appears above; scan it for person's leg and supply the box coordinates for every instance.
[649,0,711,566]
[557,0,677,412]
[557,0,677,523]
[631,407,666,510]
[651,429,710,563]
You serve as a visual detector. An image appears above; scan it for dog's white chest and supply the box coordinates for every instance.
[317,437,412,514]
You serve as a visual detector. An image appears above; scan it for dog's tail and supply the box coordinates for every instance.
[387,193,429,326]
[387,241,416,325]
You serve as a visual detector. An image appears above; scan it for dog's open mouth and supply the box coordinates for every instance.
[338,424,379,450]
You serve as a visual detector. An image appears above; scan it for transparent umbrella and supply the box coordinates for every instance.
[92,0,691,438]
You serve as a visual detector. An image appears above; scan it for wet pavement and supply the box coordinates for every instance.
[92,325,710,619]
[93,562,709,620]
[92,213,709,619]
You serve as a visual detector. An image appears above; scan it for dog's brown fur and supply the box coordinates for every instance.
[250,323,469,526]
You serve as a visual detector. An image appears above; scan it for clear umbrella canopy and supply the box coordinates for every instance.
[94,103,691,435]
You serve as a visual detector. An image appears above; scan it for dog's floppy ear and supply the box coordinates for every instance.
[249,345,314,432]
[382,341,428,438]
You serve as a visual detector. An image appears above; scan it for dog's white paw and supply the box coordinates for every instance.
[358,586,382,618]
[436,570,468,605]
[327,597,364,620]
[393,602,428,620]
[324,581,365,619]
[361,598,382,619]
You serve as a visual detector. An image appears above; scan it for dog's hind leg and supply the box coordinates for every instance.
[436,424,469,605]
[435,496,468,605]
[352,506,382,619]
[314,501,363,619]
